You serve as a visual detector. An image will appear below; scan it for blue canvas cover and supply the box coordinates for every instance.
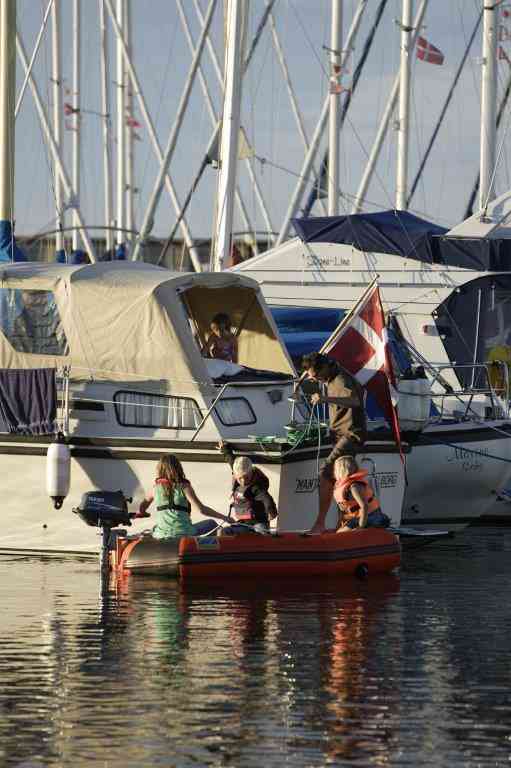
[0,220,25,262]
[270,306,412,421]
[291,210,511,271]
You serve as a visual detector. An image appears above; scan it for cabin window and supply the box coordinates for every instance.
[214,397,256,426]
[0,289,68,356]
[114,391,202,430]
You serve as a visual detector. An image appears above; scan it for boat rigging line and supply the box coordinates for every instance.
[302,0,389,218]
[158,0,277,268]
[465,63,511,217]
[407,9,483,206]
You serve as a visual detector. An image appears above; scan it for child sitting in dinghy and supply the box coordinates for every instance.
[218,441,278,534]
[136,454,229,539]
[333,456,390,533]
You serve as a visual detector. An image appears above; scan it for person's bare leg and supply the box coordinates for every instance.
[309,476,334,533]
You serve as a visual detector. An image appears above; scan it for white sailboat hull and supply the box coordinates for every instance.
[402,422,511,530]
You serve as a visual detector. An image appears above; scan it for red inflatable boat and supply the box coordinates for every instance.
[113,528,401,581]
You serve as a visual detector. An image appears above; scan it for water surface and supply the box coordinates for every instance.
[1,528,511,767]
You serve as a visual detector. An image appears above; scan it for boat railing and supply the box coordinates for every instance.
[55,366,71,435]
[190,383,229,442]
[427,362,510,421]
[191,378,304,442]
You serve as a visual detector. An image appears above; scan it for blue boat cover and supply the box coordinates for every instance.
[291,210,511,271]
[0,220,25,262]
[69,249,88,265]
[270,306,413,422]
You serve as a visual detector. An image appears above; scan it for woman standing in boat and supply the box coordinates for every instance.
[137,455,229,539]
[333,456,390,532]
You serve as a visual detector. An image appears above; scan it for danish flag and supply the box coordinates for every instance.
[320,280,403,458]
[416,36,444,66]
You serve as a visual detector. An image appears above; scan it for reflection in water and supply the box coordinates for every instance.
[1,530,511,766]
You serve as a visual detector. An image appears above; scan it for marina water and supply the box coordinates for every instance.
[1,527,511,767]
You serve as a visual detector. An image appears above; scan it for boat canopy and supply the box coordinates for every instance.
[434,273,511,388]
[291,210,511,271]
[0,261,294,391]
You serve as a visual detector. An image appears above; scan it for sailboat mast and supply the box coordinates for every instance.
[116,0,125,249]
[51,0,64,256]
[212,0,246,272]
[327,0,342,216]
[479,1,498,215]
[99,0,113,254]
[276,1,367,245]
[0,0,15,232]
[72,0,81,252]
[125,0,134,250]
[352,0,427,214]
[395,0,413,210]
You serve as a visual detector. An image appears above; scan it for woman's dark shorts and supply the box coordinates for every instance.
[320,435,364,482]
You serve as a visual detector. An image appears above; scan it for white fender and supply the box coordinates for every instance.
[46,436,71,509]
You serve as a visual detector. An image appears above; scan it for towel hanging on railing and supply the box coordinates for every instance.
[0,368,56,435]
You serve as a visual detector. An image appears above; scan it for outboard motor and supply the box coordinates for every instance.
[73,490,133,576]
[74,490,132,529]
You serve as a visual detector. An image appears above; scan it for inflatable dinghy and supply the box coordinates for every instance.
[72,490,401,581]
[113,528,401,580]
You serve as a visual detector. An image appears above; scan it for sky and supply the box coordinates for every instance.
[12,0,506,253]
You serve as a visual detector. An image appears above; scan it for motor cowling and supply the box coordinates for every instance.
[74,490,132,529]
[46,434,71,510]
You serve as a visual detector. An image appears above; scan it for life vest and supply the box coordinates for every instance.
[155,478,191,514]
[230,467,273,523]
[152,479,194,539]
[333,470,380,524]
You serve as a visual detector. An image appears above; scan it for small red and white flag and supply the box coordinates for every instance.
[63,102,80,116]
[320,280,404,459]
[416,36,445,66]
[125,116,142,129]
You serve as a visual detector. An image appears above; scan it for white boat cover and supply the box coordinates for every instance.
[0,261,294,391]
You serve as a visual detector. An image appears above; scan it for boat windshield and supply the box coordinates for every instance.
[180,283,294,376]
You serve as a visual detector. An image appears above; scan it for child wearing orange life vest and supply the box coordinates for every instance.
[332,456,390,532]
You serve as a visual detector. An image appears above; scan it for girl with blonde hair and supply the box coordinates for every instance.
[332,456,390,533]
[137,454,229,539]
